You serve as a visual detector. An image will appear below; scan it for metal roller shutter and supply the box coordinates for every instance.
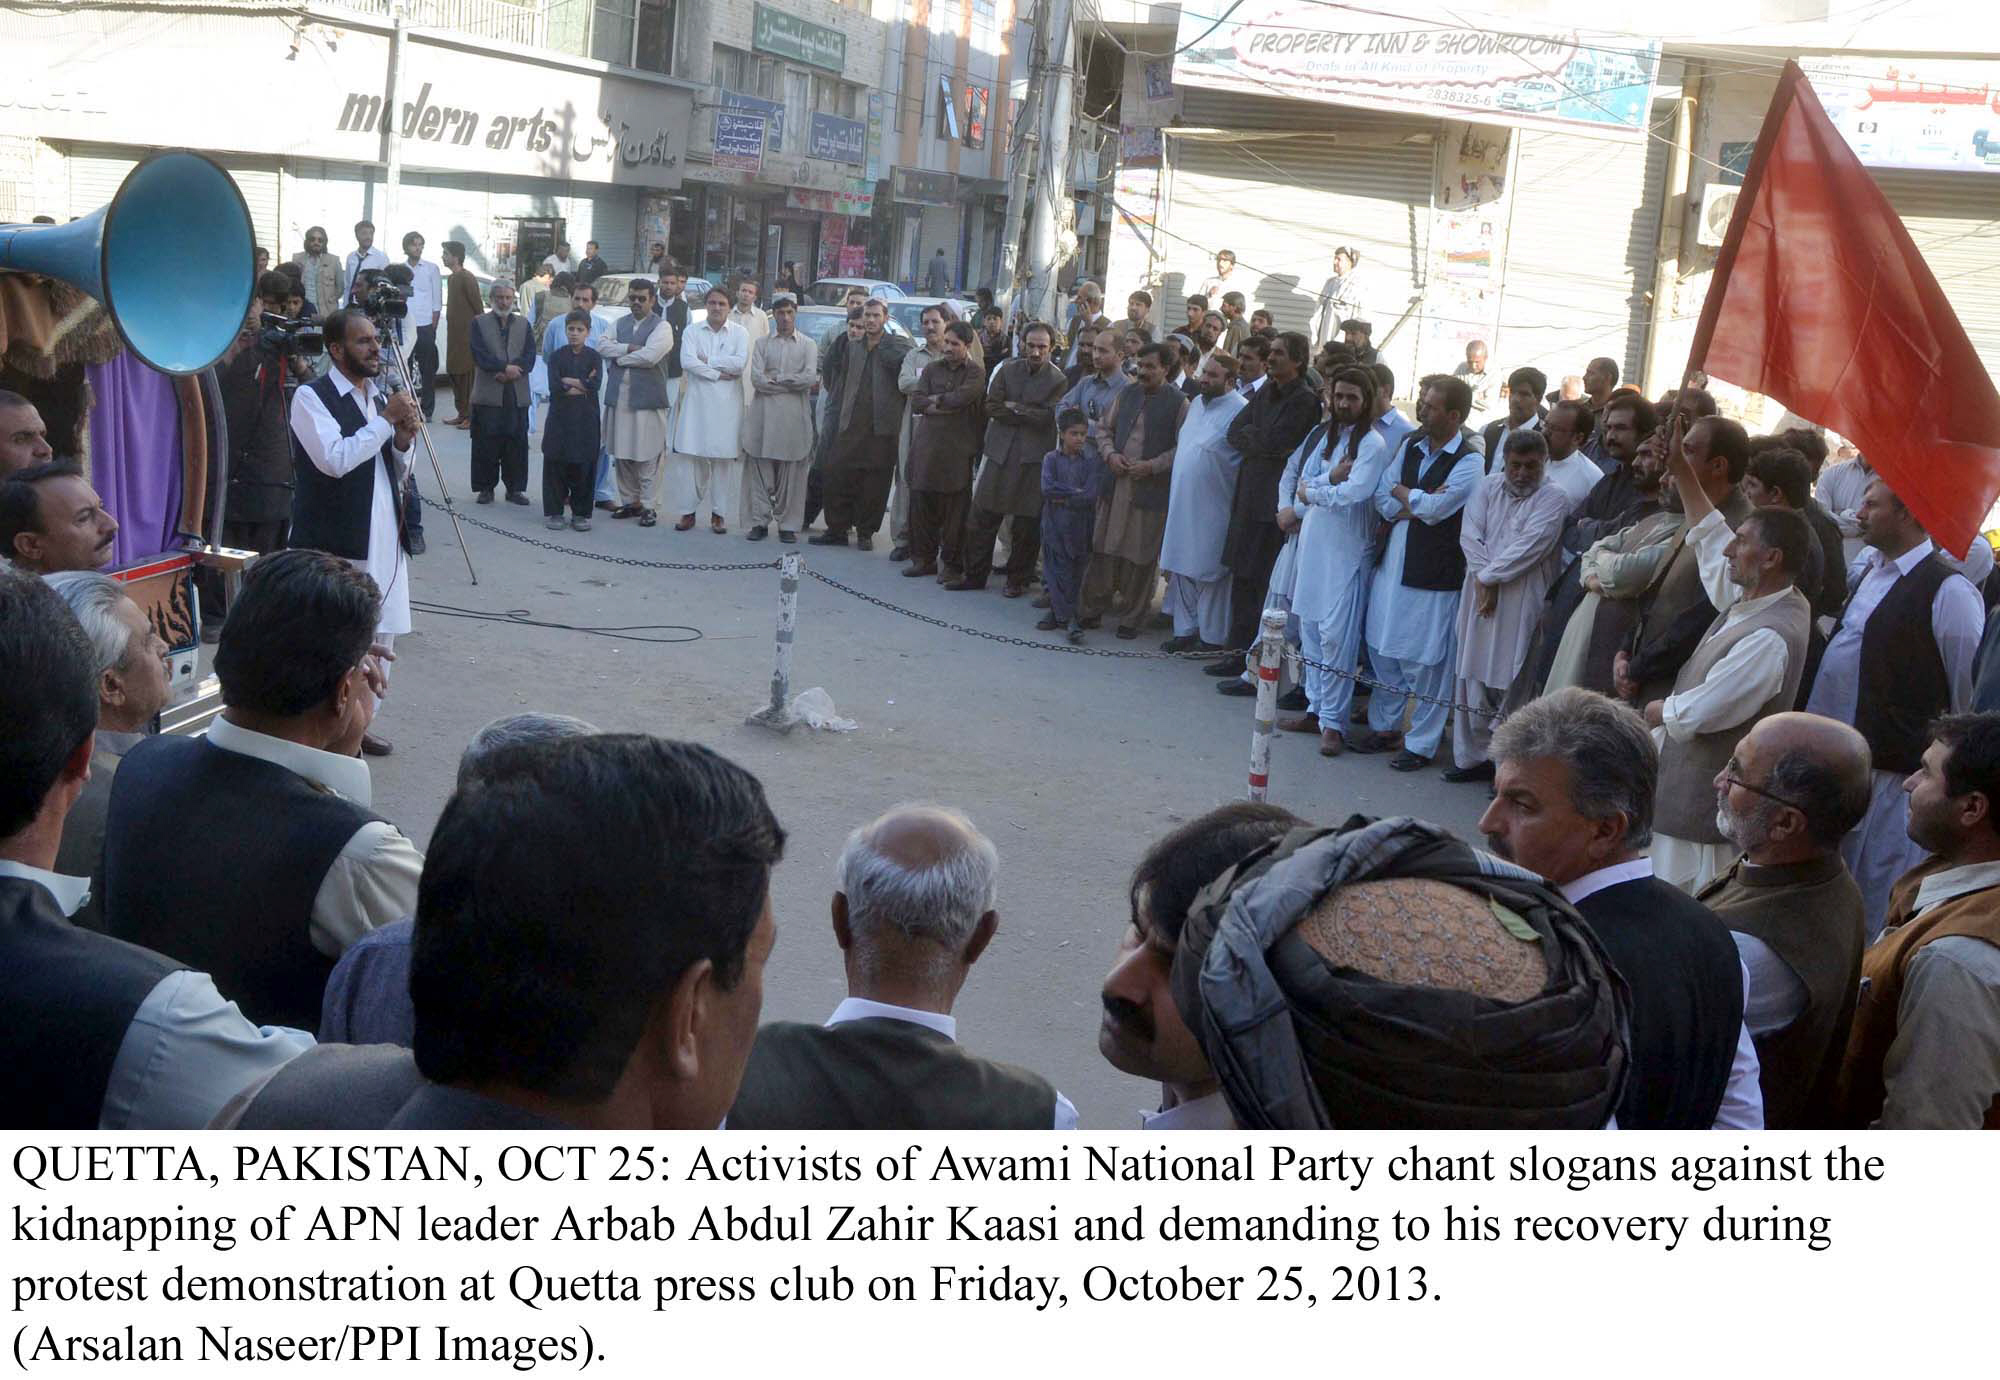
[918,203,958,281]
[1877,170,2000,386]
[1496,106,1671,390]
[65,143,280,260]
[1161,90,1435,390]
[1161,93,1433,345]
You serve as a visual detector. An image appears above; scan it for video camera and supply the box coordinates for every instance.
[354,266,408,320]
[258,311,324,358]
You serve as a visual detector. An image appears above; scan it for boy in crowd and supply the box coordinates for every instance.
[1038,409,1101,644]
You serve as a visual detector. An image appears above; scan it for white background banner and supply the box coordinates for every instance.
[5,1131,1988,1373]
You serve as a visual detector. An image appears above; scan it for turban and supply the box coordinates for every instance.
[1170,815,1630,1130]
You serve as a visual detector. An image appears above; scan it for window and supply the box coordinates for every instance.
[713,44,747,90]
[812,74,858,118]
[964,84,989,149]
[632,0,674,75]
[936,75,960,141]
[591,0,635,66]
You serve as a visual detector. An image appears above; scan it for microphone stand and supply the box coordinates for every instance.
[377,316,479,585]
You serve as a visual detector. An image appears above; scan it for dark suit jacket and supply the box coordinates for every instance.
[53,745,124,933]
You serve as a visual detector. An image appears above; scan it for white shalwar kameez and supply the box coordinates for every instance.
[1363,438,1481,759]
[668,318,751,522]
[1450,472,1567,768]
[1159,389,1247,645]
[1291,422,1392,729]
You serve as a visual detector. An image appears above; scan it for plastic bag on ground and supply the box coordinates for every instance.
[791,686,857,732]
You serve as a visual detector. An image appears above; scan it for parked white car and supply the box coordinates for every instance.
[802,277,906,306]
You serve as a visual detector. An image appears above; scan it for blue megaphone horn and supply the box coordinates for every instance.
[0,150,254,375]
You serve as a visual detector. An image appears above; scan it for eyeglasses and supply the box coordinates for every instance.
[1720,772,1803,813]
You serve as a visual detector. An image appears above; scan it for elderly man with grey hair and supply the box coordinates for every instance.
[728,803,1078,1129]
[316,712,599,1044]
[1478,686,1763,1131]
[46,571,172,931]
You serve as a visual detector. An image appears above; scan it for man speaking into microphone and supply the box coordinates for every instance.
[289,308,418,757]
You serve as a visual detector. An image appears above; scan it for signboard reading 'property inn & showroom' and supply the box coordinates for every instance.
[1172,2,1659,140]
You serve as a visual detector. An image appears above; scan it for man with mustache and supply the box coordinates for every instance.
[1480,687,1762,1129]
[0,463,119,573]
[1696,712,1869,1128]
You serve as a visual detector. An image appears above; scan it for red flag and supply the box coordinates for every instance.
[1688,60,2000,558]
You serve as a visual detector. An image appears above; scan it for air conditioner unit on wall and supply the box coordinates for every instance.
[1695,183,1740,248]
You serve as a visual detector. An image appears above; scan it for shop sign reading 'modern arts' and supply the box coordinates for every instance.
[335,82,683,178]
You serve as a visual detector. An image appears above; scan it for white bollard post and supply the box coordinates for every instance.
[747,552,803,732]
[1247,608,1286,801]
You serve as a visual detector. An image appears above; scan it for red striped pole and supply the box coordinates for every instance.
[1247,609,1287,801]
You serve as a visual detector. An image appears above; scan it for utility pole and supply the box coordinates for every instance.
[1024,0,1075,329]
[381,8,406,236]
[996,0,1054,315]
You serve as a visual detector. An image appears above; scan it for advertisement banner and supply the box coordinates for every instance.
[714,111,768,173]
[1171,2,1658,140]
[787,184,875,216]
[809,112,867,166]
[865,90,885,183]
[892,167,958,207]
[752,3,846,74]
[1807,59,2000,173]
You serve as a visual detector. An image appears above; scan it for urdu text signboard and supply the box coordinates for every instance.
[1171,2,1658,141]
[714,111,768,173]
[752,4,846,74]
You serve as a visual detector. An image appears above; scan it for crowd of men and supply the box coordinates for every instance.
[5,525,2000,1129]
[5,233,2000,1130]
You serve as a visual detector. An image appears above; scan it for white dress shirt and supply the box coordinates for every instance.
[289,365,414,636]
[1139,1090,1237,1130]
[1559,857,1765,1129]
[343,245,389,303]
[205,715,423,957]
[1730,931,1808,1038]
[403,257,442,327]
[1813,457,1873,536]
[826,997,1079,1129]
[1805,537,1984,727]
[1544,453,1603,513]
[0,859,312,1130]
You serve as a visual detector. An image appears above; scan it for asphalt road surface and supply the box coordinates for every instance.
[366,419,1492,1127]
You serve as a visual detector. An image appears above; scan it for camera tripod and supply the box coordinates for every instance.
[378,319,479,586]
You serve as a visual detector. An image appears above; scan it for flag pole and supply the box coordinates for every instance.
[1683,60,1808,384]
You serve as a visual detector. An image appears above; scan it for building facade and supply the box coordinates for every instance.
[668,0,890,287]
[0,1,698,283]
[1086,1,2000,414]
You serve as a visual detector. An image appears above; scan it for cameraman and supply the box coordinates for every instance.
[198,272,299,631]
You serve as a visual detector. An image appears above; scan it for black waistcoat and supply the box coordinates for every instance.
[1397,433,1471,591]
[727,1018,1057,1130]
[1,876,182,1129]
[1574,876,1744,1129]
[102,735,385,1033]
[1851,553,1953,774]
[1111,381,1183,512]
[290,371,394,560]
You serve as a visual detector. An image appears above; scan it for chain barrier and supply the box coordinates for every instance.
[447,509,1504,720]
[1288,649,1504,722]
[452,509,782,573]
